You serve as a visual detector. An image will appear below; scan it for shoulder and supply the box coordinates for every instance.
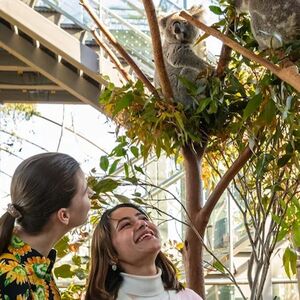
[176,288,203,299]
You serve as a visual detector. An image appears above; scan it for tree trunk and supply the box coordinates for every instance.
[182,144,207,298]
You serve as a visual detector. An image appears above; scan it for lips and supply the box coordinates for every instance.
[135,230,156,243]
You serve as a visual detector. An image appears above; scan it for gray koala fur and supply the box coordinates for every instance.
[236,0,300,50]
[155,6,214,107]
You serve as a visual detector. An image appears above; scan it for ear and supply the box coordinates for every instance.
[56,208,70,225]
[189,5,205,19]
[158,15,169,29]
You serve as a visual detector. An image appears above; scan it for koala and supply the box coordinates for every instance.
[235,0,300,50]
[155,6,214,107]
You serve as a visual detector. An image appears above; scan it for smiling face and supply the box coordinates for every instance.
[110,207,161,274]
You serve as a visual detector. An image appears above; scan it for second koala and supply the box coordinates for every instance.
[155,7,214,107]
[236,0,300,50]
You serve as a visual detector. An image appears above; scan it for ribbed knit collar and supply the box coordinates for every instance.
[120,268,165,297]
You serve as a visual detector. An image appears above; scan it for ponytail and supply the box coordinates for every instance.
[0,212,15,254]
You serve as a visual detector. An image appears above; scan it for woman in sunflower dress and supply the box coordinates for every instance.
[0,152,92,300]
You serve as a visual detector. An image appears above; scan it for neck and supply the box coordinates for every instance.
[16,222,67,257]
[121,261,158,276]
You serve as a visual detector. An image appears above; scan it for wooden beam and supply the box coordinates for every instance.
[0,90,81,104]
[0,70,60,85]
[0,22,102,109]
[0,49,34,71]
[0,0,108,85]
[0,84,64,90]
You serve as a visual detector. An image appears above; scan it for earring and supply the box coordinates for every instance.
[111,263,117,271]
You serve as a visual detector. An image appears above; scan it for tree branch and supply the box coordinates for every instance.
[179,11,300,93]
[92,30,132,83]
[142,0,174,100]
[215,15,234,78]
[80,0,160,98]
[201,145,253,222]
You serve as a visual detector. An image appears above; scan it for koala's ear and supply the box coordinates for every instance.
[189,5,205,19]
[158,15,169,29]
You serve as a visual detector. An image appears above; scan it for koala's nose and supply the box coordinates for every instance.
[173,21,181,34]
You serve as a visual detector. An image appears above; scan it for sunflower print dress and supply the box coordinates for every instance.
[0,235,61,300]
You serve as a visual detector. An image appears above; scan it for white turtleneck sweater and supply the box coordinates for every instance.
[117,269,203,300]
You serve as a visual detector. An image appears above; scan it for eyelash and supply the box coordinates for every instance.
[120,217,150,229]
[120,223,130,229]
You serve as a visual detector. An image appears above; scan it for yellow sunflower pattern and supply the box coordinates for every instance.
[0,235,61,300]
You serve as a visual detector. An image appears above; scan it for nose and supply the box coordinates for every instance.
[136,219,148,230]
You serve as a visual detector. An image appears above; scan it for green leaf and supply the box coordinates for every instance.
[108,159,120,175]
[271,214,282,225]
[54,264,74,279]
[208,100,218,114]
[213,260,225,273]
[277,154,292,167]
[125,176,138,185]
[107,82,115,91]
[229,74,246,97]
[94,178,120,193]
[100,156,109,172]
[114,194,130,203]
[209,5,223,15]
[114,92,134,115]
[134,165,145,175]
[98,89,112,104]
[260,99,276,124]
[292,227,300,247]
[178,76,198,95]
[197,98,211,113]
[242,94,262,120]
[283,247,297,278]
[132,197,147,205]
[130,146,139,158]
[283,247,291,278]
[124,163,129,178]
[134,80,144,93]
[276,228,288,242]
[113,144,127,157]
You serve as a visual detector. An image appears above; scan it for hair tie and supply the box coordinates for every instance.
[7,203,22,219]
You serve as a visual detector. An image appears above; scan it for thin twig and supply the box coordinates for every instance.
[92,30,132,82]
[80,0,160,98]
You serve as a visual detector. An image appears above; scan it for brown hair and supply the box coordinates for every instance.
[0,152,81,254]
[85,203,183,300]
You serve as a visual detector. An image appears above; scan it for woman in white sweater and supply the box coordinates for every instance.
[85,203,203,300]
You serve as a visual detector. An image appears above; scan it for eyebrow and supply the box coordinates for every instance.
[113,212,146,229]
